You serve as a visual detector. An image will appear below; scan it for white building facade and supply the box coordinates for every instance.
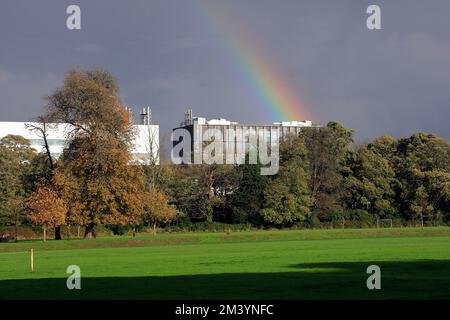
[0,122,159,164]
[173,110,320,165]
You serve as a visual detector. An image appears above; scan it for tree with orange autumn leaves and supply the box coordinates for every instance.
[142,189,178,235]
[28,68,177,239]
[46,69,144,237]
[27,186,66,241]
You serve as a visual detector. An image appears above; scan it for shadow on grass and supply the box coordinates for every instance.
[1,260,450,300]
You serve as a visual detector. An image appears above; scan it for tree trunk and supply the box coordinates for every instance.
[77,225,81,238]
[54,226,62,240]
[42,131,54,173]
[153,223,156,235]
[133,226,136,238]
[14,221,18,243]
[84,223,96,239]
[43,226,47,242]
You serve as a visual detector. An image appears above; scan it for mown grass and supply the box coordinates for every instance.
[1,227,450,299]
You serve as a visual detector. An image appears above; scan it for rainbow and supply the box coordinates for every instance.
[195,1,313,122]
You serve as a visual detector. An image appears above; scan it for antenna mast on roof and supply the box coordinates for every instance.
[140,107,152,125]
[125,107,133,123]
[185,108,193,126]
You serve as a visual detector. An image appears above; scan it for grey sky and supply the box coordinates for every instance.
[0,0,449,142]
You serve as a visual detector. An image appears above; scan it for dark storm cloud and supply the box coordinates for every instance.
[0,0,449,141]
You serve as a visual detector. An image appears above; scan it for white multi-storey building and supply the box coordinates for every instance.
[0,121,159,164]
[172,109,320,164]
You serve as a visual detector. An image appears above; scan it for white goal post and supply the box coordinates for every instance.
[376,218,393,228]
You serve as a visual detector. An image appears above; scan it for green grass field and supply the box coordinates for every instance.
[1,227,450,299]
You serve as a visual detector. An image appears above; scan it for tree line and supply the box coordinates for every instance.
[162,122,449,229]
[0,69,449,240]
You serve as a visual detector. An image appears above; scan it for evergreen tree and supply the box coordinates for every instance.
[261,135,311,226]
[230,163,268,224]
